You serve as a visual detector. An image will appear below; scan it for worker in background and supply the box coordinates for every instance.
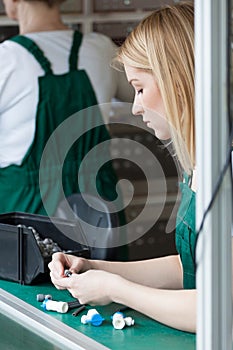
[0,0,133,217]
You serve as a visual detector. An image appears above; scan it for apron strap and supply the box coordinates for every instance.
[69,31,83,71]
[9,35,53,75]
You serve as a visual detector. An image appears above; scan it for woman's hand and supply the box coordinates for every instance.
[50,268,121,305]
[48,252,92,290]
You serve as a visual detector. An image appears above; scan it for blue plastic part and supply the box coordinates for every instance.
[88,313,105,326]
[41,298,51,311]
[41,299,48,310]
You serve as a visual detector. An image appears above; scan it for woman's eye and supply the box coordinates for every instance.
[136,89,143,95]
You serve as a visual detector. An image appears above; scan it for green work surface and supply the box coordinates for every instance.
[0,279,196,350]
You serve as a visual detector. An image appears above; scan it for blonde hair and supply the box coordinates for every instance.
[117,2,195,175]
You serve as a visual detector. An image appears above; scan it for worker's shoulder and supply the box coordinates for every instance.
[0,39,23,69]
[82,32,116,53]
[0,38,32,61]
[0,39,18,55]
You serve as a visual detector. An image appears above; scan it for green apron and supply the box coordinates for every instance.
[0,32,119,218]
[176,173,196,289]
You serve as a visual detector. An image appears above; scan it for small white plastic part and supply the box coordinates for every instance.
[112,312,125,330]
[43,300,69,313]
[81,309,104,326]
[81,315,88,324]
[124,316,135,326]
[111,312,135,329]
[86,309,98,318]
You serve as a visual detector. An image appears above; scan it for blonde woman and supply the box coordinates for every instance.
[49,2,197,333]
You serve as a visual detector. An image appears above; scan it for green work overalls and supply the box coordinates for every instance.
[176,173,197,289]
[0,32,119,218]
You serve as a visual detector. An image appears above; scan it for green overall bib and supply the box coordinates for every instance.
[176,173,196,289]
[0,32,119,218]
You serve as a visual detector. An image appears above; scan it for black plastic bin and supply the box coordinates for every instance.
[0,212,90,285]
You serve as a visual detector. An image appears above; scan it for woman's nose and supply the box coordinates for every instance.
[132,100,143,116]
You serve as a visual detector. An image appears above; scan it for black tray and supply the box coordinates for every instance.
[0,212,90,285]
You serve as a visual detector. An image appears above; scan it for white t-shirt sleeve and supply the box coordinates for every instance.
[79,33,133,104]
[0,41,39,167]
[112,57,134,103]
[0,42,17,113]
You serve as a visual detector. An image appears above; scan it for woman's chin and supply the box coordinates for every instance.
[154,131,171,141]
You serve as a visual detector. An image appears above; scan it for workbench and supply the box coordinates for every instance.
[0,279,196,350]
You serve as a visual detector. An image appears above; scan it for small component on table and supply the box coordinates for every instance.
[81,309,105,326]
[36,294,52,302]
[72,305,86,317]
[112,311,135,330]
[41,299,69,313]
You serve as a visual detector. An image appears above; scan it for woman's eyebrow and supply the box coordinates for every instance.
[129,78,140,85]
